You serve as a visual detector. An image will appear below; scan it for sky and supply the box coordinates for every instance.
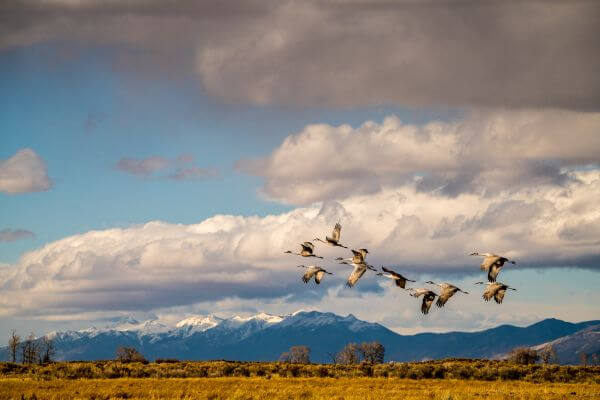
[1,0,599,343]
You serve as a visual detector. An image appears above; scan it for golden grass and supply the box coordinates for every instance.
[0,377,598,400]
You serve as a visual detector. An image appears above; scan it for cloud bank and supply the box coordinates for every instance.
[240,110,600,204]
[2,0,599,109]
[1,168,599,318]
[0,149,52,194]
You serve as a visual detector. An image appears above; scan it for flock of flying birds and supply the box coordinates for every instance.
[285,222,518,315]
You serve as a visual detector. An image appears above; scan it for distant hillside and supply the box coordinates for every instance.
[1,311,597,363]
[532,324,600,364]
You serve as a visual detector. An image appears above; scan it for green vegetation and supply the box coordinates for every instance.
[0,359,598,383]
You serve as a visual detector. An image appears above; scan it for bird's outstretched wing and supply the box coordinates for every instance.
[315,270,325,284]
[494,288,507,304]
[346,265,367,288]
[436,286,460,307]
[482,284,498,302]
[422,292,436,314]
[302,267,318,283]
[488,264,502,282]
[330,222,341,243]
[395,277,408,288]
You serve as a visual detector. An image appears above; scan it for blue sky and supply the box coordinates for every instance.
[0,1,599,343]
[0,43,460,263]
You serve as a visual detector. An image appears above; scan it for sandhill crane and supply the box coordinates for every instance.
[340,261,377,288]
[425,281,469,307]
[336,248,369,264]
[314,222,348,248]
[475,281,517,304]
[284,242,323,259]
[408,288,438,315]
[297,265,332,284]
[470,252,516,282]
[377,266,415,289]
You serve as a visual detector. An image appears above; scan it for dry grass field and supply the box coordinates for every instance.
[1,361,599,400]
[0,377,599,400]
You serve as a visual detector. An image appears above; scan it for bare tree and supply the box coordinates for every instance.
[8,330,20,363]
[21,332,39,364]
[279,346,310,363]
[337,343,360,365]
[592,353,599,366]
[359,342,385,364]
[539,345,558,365]
[40,336,55,364]
[579,352,588,366]
[289,346,311,364]
[115,346,146,363]
[508,347,539,365]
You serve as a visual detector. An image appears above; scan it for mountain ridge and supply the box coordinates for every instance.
[1,311,597,364]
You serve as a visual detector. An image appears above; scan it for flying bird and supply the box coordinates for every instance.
[313,222,348,248]
[341,261,377,288]
[425,281,469,307]
[475,281,517,304]
[297,265,332,284]
[470,252,516,282]
[377,266,415,289]
[284,242,323,259]
[408,288,438,315]
[336,248,369,264]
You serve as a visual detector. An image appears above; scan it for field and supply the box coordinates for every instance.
[1,361,599,399]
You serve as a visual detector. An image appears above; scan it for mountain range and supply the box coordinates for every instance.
[1,311,597,364]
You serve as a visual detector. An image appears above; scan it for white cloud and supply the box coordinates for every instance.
[240,110,600,204]
[115,154,216,180]
[0,149,52,194]
[1,169,599,319]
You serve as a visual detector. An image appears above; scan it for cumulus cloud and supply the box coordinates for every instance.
[239,110,600,204]
[115,154,216,180]
[1,169,599,318]
[0,149,52,194]
[1,1,599,109]
[0,229,35,242]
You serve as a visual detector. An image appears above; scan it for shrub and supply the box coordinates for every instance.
[508,347,540,365]
[115,347,147,364]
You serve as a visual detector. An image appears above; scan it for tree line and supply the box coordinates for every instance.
[7,330,55,364]
[278,342,385,364]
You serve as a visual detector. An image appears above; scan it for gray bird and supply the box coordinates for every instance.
[313,222,348,249]
[470,252,516,282]
[340,261,377,288]
[425,281,469,307]
[297,265,332,284]
[285,242,324,259]
[377,267,415,289]
[475,281,517,304]
[336,248,369,264]
[408,288,438,315]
